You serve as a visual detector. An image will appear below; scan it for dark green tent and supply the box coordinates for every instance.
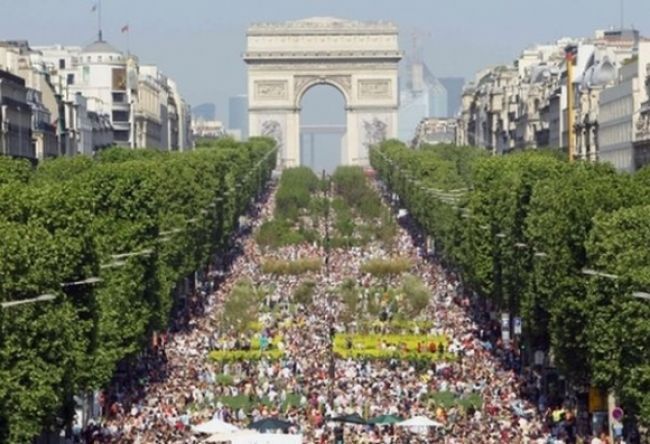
[248,417,293,432]
[368,414,403,425]
[328,413,367,425]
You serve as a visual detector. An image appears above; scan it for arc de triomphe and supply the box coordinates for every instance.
[244,17,402,168]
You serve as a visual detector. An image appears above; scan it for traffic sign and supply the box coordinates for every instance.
[612,407,624,421]
[514,317,522,335]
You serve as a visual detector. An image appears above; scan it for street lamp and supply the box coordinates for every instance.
[632,291,650,301]
[581,268,619,280]
[159,228,183,236]
[534,252,548,258]
[111,248,153,260]
[60,277,102,288]
[1,294,56,309]
[100,260,126,269]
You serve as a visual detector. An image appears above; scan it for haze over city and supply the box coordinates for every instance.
[2,0,649,121]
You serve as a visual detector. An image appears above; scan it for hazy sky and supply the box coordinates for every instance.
[2,0,650,122]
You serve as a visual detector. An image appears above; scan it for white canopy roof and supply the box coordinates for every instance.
[396,416,443,428]
[192,418,240,435]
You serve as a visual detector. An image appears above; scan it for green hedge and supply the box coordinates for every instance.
[261,258,321,275]
[209,349,284,363]
[360,258,412,276]
[274,167,319,221]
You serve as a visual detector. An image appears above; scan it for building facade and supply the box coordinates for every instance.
[412,117,457,147]
[0,69,33,159]
[457,30,639,165]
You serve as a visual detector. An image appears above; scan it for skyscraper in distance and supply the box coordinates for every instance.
[228,95,248,140]
[439,77,465,117]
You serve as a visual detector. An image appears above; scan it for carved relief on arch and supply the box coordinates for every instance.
[358,79,392,99]
[261,120,283,147]
[294,74,351,103]
[254,80,288,100]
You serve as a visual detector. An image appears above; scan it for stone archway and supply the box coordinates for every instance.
[244,17,402,169]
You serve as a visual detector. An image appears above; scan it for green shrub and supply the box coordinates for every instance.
[361,258,412,276]
[293,280,317,305]
[256,219,318,248]
[261,258,322,275]
[221,279,262,334]
[209,349,284,363]
[274,167,319,220]
[216,374,235,386]
[401,274,431,317]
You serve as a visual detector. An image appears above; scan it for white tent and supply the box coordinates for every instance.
[204,430,258,443]
[206,432,302,444]
[396,416,443,428]
[192,418,240,435]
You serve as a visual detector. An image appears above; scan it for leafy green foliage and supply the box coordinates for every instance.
[260,258,321,275]
[370,140,650,428]
[274,167,319,221]
[220,279,263,334]
[400,274,430,317]
[293,280,317,306]
[0,137,277,443]
[361,258,412,276]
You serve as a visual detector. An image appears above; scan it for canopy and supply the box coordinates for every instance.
[368,414,403,425]
[214,433,302,444]
[204,430,258,443]
[193,418,240,435]
[396,416,443,428]
[328,413,367,425]
[248,417,293,432]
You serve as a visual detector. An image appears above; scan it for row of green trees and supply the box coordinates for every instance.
[0,138,277,443]
[370,140,650,425]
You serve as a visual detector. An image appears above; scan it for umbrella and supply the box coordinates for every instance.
[248,417,293,432]
[396,416,443,428]
[368,414,403,425]
[328,413,367,425]
[204,429,258,442]
[192,418,240,435]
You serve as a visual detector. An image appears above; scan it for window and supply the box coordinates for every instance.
[66,73,75,85]
[112,92,127,103]
[59,59,65,69]
[114,130,129,142]
[112,110,129,123]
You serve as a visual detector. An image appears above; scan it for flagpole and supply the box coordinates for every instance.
[98,0,103,41]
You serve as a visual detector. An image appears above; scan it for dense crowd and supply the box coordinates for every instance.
[80,180,560,444]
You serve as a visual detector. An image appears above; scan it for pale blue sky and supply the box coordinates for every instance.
[2,0,649,121]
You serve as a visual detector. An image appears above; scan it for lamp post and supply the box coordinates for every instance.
[60,277,102,288]
[1,294,56,309]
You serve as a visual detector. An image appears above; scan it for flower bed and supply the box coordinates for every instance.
[333,334,454,362]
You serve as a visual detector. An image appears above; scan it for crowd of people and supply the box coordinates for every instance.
[80,178,562,443]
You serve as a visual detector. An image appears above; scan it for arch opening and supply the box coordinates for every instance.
[299,83,347,174]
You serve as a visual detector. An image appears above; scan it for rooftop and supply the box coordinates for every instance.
[82,39,122,55]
